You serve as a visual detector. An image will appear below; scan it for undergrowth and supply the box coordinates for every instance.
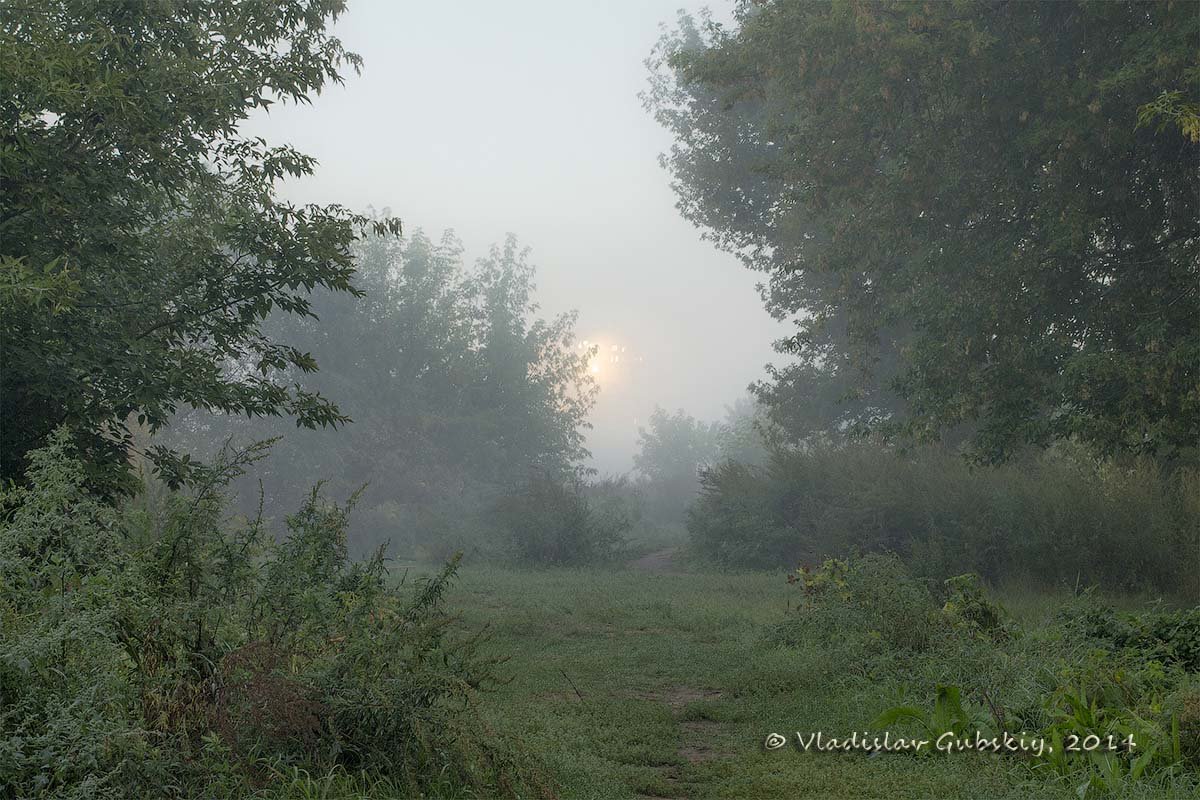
[774,554,1200,798]
[0,430,552,799]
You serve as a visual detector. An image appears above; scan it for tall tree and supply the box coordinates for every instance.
[715,396,771,467]
[634,407,720,523]
[170,231,597,555]
[1,0,398,492]
[647,1,1198,461]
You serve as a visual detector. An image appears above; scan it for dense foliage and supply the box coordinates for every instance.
[169,230,596,559]
[774,555,1199,797]
[647,0,1199,461]
[496,472,631,566]
[1,0,400,493]
[0,432,546,799]
[628,400,771,532]
[2,2,1196,798]
[689,441,1198,593]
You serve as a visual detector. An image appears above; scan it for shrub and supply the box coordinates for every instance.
[1168,677,1200,768]
[689,441,1198,593]
[939,573,1009,638]
[770,554,1199,797]
[1073,606,1200,673]
[688,461,786,566]
[1033,647,1193,796]
[496,472,630,565]
[0,432,548,799]
[770,554,944,672]
[0,430,150,798]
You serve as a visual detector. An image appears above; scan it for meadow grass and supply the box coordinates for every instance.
[443,563,1195,800]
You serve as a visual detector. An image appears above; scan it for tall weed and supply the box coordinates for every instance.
[0,431,550,799]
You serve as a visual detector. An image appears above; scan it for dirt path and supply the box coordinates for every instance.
[629,687,729,800]
[628,546,682,573]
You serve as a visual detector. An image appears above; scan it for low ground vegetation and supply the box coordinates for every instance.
[451,562,1198,800]
[3,435,1195,799]
[776,555,1199,797]
[0,433,549,799]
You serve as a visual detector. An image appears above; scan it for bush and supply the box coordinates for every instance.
[1073,605,1200,673]
[496,472,630,566]
[689,442,1198,593]
[688,461,785,566]
[771,555,1199,796]
[772,554,942,659]
[0,431,548,799]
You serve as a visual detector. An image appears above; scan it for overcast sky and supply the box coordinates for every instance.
[245,0,787,473]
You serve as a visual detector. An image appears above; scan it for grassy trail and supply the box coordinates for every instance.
[447,562,1114,800]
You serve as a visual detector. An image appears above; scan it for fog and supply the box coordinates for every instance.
[241,0,786,474]
[8,3,1196,797]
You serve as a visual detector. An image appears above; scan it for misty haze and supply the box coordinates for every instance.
[240,1,787,475]
[2,2,1197,799]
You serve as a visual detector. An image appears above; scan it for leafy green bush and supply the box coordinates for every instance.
[1033,647,1192,797]
[0,431,149,798]
[1073,605,1200,673]
[872,685,992,743]
[690,442,1198,593]
[0,431,548,799]
[940,573,1009,638]
[771,554,942,661]
[496,472,630,566]
[688,461,786,566]
[1168,678,1200,768]
[770,554,1199,797]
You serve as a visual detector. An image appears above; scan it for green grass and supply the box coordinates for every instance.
[441,564,1194,800]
